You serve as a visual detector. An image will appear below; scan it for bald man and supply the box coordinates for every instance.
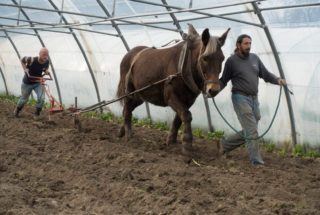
[14,47,52,118]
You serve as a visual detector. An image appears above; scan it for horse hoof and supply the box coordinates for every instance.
[166,134,177,145]
[166,138,177,145]
[215,139,224,157]
[118,127,125,138]
[182,144,193,157]
[124,133,132,142]
[182,156,192,164]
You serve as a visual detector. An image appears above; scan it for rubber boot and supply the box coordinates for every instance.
[34,108,42,120]
[13,106,22,118]
[35,107,42,116]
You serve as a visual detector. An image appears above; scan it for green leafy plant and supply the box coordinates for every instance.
[83,111,99,118]
[278,148,287,157]
[305,150,320,158]
[264,143,276,153]
[133,117,168,130]
[0,94,19,103]
[133,117,153,127]
[152,121,168,131]
[193,128,204,138]
[1,94,320,158]
[293,144,305,157]
[293,144,320,158]
[100,112,115,122]
[207,130,224,140]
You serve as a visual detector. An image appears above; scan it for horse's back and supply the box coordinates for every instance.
[117,46,148,99]
[127,44,184,106]
[132,44,182,77]
[117,43,183,105]
[120,46,148,75]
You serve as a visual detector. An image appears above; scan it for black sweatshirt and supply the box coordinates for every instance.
[21,56,49,84]
[219,52,279,96]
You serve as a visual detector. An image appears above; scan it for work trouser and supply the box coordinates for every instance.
[222,93,264,164]
[16,82,45,111]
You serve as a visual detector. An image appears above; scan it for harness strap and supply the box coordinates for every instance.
[74,72,181,115]
[125,48,151,94]
[179,41,200,94]
[177,42,188,77]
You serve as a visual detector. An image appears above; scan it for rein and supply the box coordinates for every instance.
[73,72,181,115]
[212,85,289,140]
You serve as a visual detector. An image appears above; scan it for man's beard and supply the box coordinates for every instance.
[241,48,250,57]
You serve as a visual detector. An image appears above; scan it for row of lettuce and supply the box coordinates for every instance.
[1,93,319,158]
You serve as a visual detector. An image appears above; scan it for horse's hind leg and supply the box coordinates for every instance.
[166,113,182,145]
[119,97,143,142]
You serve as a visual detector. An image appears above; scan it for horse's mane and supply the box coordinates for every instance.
[202,36,219,57]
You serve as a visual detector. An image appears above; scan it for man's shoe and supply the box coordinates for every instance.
[13,107,22,118]
[35,108,41,116]
[216,139,224,156]
[252,160,265,166]
[33,107,43,120]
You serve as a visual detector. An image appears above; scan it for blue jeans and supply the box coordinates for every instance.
[222,93,264,164]
[16,82,45,110]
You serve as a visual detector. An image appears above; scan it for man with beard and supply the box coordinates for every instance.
[217,34,286,166]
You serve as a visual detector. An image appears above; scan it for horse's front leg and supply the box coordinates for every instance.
[167,95,193,156]
[180,109,193,154]
[166,113,182,145]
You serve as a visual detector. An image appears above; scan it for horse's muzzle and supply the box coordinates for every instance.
[206,89,220,98]
[206,83,220,97]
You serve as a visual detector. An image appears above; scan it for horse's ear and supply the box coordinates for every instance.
[202,28,210,47]
[187,23,199,38]
[218,28,230,46]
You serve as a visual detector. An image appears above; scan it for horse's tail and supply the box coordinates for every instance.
[116,46,148,105]
[116,57,130,104]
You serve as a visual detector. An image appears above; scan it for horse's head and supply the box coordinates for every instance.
[181,24,230,97]
[198,27,230,97]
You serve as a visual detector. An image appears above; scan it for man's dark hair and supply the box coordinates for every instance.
[234,34,252,53]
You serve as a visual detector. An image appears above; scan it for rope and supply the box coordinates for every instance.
[212,86,285,140]
[161,39,181,47]
[74,72,181,115]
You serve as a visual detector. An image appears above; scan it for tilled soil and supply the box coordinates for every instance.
[0,101,319,215]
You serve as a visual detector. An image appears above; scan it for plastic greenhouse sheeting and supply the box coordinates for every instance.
[0,0,319,147]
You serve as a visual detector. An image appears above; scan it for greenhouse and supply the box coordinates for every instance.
[1,0,320,214]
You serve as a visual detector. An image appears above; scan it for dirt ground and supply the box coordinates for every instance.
[0,100,319,215]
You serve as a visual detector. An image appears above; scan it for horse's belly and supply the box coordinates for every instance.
[139,90,166,107]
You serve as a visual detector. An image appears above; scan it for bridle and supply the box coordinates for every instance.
[196,39,222,92]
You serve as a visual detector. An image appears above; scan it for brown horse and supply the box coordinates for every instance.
[117,24,230,155]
